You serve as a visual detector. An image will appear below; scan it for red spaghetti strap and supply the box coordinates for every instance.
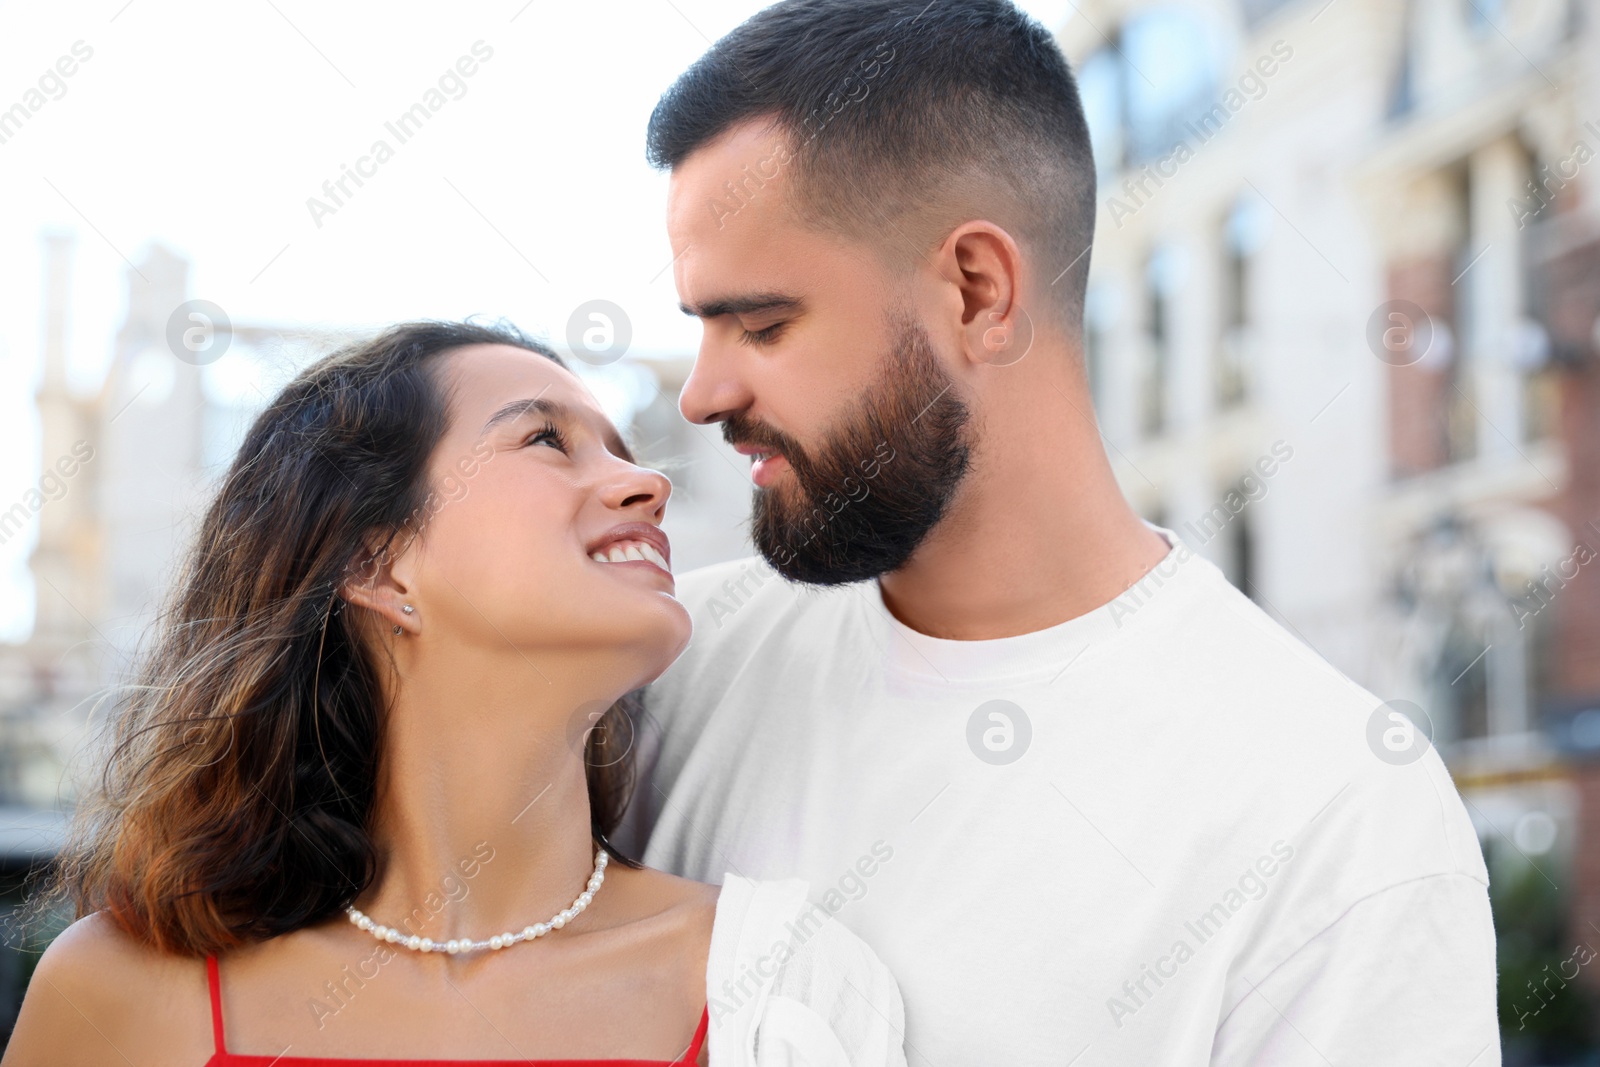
[206,954,226,1055]
[679,1003,709,1064]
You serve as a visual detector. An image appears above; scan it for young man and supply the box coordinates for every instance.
[620,1,1500,1061]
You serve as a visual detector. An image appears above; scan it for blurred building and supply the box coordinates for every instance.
[3,0,1596,1051]
[0,240,353,1031]
[1057,0,1600,1044]
[0,238,353,819]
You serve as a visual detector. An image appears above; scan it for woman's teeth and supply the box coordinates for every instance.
[590,540,670,570]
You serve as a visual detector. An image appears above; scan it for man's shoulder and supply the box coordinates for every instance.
[1140,549,1382,723]
[1124,554,1487,883]
[674,554,783,608]
[673,555,849,653]
[639,556,857,743]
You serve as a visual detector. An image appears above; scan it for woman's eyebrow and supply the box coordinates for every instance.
[481,395,559,433]
[479,396,635,462]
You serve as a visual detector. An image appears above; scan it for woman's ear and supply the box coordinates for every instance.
[338,532,419,637]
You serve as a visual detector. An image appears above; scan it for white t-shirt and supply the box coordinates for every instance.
[707,874,907,1065]
[621,529,1500,1064]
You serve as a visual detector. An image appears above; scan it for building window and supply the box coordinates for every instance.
[1462,0,1506,36]
[1444,167,1477,465]
[1515,141,1559,443]
[1141,246,1180,438]
[1075,7,1227,177]
[1083,283,1118,416]
[1121,8,1224,166]
[1217,192,1271,408]
[1216,477,1257,596]
[1078,49,1126,183]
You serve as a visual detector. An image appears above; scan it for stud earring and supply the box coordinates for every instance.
[393,625,403,635]
[401,604,415,615]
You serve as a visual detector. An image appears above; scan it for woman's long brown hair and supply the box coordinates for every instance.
[43,320,640,957]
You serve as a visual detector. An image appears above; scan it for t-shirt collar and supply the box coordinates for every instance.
[859,523,1206,685]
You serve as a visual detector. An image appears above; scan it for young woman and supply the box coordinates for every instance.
[5,321,905,1066]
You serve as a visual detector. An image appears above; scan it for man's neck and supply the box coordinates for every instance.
[876,366,1171,641]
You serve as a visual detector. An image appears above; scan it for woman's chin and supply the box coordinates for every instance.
[593,606,693,691]
[638,608,694,683]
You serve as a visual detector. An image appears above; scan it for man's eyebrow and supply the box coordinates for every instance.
[678,292,802,319]
[479,396,635,463]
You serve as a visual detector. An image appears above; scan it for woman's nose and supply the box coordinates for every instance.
[601,460,672,518]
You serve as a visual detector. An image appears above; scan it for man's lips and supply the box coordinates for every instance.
[730,442,791,488]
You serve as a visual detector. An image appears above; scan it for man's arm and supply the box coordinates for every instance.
[1210,873,1500,1066]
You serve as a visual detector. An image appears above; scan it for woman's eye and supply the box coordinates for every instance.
[739,322,785,347]
[524,425,569,452]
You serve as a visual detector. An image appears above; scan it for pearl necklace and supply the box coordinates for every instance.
[345,849,608,955]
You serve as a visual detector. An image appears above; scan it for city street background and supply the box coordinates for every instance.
[1,0,1597,1059]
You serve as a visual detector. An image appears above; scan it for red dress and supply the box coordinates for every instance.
[202,954,710,1066]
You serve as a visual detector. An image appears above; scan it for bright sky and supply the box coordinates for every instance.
[0,0,1076,641]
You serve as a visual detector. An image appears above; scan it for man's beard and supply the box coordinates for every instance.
[723,311,972,585]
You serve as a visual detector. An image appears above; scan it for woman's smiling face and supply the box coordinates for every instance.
[391,342,689,688]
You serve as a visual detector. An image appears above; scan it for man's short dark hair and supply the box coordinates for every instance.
[646,0,1097,328]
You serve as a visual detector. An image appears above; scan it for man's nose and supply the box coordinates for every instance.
[677,338,752,426]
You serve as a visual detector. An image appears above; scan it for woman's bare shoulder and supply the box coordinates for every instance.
[604,862,720,926]
[4,911,213,1067]
[586,862,719,985]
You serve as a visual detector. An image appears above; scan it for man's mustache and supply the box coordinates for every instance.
[721,415,806,468]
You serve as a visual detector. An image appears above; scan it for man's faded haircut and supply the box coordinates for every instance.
[645,0,1098,328]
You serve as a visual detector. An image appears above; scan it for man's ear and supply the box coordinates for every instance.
[338,532,420,637]
[938,221,1031,368]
